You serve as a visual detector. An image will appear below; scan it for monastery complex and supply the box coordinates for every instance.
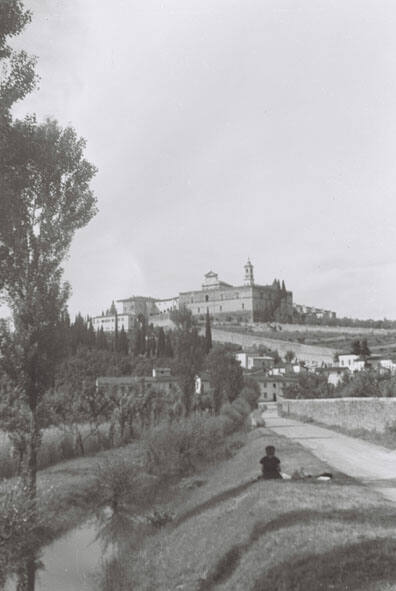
[92,260,335,333]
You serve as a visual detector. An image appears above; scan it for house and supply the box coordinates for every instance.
[194,372,211,395]
[315,366,350,387]
[96,368,181,396]
[235,352,274,371]
[338,354,365,373]
[246,372,298,406]
[269,364,288,376]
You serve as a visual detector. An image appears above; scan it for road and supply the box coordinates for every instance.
[263,403,396,503]
[211,328,336,364]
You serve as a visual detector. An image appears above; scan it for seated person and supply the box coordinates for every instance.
[260,445,282,479]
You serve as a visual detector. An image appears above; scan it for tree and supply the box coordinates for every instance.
[205,346,244,413]
[117,326,129,355]
[204,309,212,354]
[351,339,362,355]
[157,327,166,357]
[0,117,97,499]
[96,326,108,350]
[360,338,371,357]
[285,350,295,363]
[171,308,205,415]
[0,1,36,121]
[164,332,174,358]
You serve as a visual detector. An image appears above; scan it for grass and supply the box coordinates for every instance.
[0,424,114,479]
[96,428,396,591]
[0,411,251,586]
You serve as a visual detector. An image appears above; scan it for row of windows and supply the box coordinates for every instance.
[188,290,277,305]
[195,304,246,313]
[190,292,241,304]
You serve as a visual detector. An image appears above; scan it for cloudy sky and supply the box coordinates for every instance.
[11,0,396,319]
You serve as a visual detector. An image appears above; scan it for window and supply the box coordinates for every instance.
[242,303,245,310]
[191,297,194,303]
[273,384,276,388]
[198,307,200,313]
[205,295,209,302]
[220,305,222,311]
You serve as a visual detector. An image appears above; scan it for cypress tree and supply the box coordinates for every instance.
[118,326,129,355]
[165,333,174,358]
[205,309,212,354]
[96,326,108,350]
[157,327,166,357]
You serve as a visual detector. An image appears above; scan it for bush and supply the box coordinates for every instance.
[0,480,40,585]
[241,380,261,410]
[144,409,248,478]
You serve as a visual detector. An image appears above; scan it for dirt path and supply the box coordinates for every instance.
[211,328,336,364]
[263,403,396,502]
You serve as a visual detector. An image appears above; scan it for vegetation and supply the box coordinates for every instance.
[284,369,396,400]
[96,431,396,591]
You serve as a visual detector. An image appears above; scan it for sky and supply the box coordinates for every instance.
[9,0,396,319]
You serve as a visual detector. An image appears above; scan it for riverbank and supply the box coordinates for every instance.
[96,427,396,591]
[1,416,250,588]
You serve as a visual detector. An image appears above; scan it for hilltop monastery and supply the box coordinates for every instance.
[92,260,335,333]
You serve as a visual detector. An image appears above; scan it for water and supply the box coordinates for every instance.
[5,516,114,591]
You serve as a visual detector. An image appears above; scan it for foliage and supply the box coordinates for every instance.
[0,479,40,585]
[145,399,249,478]
[0,115,97,496]
[340,370,383,398]
[284,350,295,363]
[205,309,212,354]
[93,457,144,512]
[0,0,37,119]
[171,307,206,415]
[283,373,330,399]
[240,379,261,410]
[205,345,244,413]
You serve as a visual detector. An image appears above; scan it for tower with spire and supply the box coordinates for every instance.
[244,258,254,286]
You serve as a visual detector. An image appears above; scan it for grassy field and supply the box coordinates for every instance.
[215,324,396,355]
[98,428,396,591]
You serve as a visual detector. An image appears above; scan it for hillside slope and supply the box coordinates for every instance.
[211,327,336,363]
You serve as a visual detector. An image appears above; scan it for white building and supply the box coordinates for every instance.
[92,313,131,333]
[235,352,274,371]
[338,354,365,373]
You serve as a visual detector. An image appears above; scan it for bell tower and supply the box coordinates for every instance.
[244,258,254,286]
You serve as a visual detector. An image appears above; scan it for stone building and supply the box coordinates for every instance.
[91,260,293,330]
[179,260,293,323]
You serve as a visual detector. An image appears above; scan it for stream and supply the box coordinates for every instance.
[5,513,116,591]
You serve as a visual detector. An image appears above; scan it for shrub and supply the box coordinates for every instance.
[93,457,157,512]
[0,480,40,585]
[144,409,248,478]
[241,381,261,410]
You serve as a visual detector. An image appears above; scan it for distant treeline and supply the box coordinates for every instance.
[294,315,396,330]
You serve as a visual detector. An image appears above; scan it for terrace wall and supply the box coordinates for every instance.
[281,397,396,433]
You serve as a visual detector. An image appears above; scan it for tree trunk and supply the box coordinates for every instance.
[25,412,40,501]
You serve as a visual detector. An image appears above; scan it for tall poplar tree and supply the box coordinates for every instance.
[205,308,212,354]
[0,7,97,498]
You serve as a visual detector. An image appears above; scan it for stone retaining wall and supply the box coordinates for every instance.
[281,398,396,433]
